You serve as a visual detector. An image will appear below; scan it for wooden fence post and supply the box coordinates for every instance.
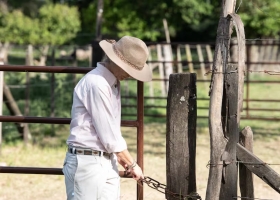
[206,0,237,199]
[239,126,254,199]
[166,73,197,200]
[219,65,239,199]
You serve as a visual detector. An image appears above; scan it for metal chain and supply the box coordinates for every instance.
[140,176,202,200]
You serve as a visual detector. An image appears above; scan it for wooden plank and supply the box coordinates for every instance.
[196,45,208,89]
[156,44,166,96]
[176,45,183,73]
[229,14,246,123]
[219,65,238,199]
[236,143,280,193]
[185,45,194,73]
[166,73,197,200]
[196,44,207,78]
[205,45,213,69]
[163,44,173,91]
[239,126,254,199]
[147,46,155,104]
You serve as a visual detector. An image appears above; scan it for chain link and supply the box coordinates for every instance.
[140,176,202,200]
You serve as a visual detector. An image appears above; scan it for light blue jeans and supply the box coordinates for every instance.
[62,152,120,200]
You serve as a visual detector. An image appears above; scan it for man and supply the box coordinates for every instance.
[63,36,152,200]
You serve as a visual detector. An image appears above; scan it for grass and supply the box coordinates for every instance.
[0,123,280,200]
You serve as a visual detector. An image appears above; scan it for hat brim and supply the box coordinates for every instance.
[99,40,152,82]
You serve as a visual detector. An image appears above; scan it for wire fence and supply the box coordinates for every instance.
[1,41,280,135]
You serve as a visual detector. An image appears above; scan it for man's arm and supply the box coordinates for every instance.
[115,149,144,181]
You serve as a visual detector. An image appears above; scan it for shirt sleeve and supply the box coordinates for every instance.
[84,83,127,153]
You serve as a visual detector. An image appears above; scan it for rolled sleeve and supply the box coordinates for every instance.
[85,84,127,153]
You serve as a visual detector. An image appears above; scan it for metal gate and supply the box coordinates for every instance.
[0,64,145,200]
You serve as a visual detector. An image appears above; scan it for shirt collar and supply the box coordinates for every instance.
[96,62,117,87]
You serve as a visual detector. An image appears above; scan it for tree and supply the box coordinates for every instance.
[0,3,81,65]
[79,0,213,41]
[238,0,280,38]
[0,9,37,62]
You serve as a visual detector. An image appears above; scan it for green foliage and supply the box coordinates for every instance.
[0,10,39,44]
[2,0,280,43]
[0,3,81,45]
[38,4,81,45]
[80,0,212,41]
[238,0,280,38]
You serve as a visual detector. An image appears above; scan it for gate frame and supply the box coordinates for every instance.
[0,64,145,200]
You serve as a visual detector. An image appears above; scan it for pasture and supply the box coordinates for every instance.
[1,44,280,199]
[0,122,279,200]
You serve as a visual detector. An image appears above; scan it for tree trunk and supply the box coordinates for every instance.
[3,82,31,140]
[0,42,9,63]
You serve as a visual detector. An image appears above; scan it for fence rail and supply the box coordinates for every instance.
[0,64,145,200]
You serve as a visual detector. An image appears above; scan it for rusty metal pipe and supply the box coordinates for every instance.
[136,81,144,200]
[0,166,131,178]
[0,116,139,127]
[0,65,91,74]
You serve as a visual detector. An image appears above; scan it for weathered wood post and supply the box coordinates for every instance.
[219,64,239,199]
[239,126,254,199]
[166,73,197,199]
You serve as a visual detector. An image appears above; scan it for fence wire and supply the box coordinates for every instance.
[205,70,280,76]
[206,160,280,168]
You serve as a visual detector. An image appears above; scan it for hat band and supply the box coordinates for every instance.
[106,39,142,71]
[112,45,142,71]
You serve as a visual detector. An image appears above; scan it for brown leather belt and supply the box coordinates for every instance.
[68,147,111,158]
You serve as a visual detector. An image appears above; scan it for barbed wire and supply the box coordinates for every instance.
[248,70,280,75]
[137,176,276,200]
[231,38,280,42]
[233,196,273,200]
[205,70,280,76]
[206,160,280,168]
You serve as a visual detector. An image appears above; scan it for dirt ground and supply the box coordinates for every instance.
[120,124,280,200]
[0,123,279,200]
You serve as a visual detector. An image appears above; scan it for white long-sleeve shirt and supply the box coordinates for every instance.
[66,63,127,153]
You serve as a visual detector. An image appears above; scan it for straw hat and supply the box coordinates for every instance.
[99,36,152,82]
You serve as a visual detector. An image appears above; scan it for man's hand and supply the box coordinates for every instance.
[115,150,144,180]
[127,163,144,181]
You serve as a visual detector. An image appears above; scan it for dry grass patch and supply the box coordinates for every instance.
[0,123,279,200]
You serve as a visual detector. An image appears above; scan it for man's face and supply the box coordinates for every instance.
[114,65,131,81]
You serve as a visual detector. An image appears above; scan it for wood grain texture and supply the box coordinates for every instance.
[166,73,197,200]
